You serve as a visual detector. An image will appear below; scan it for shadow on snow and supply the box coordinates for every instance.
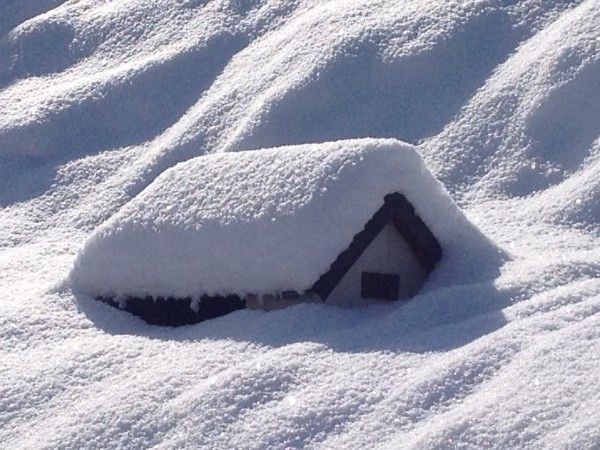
[76,276,510,355]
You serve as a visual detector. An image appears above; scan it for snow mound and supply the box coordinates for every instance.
[425,0,600,206]
[0,0,298,160]
[70,139,503,300]
[1,0,599,448]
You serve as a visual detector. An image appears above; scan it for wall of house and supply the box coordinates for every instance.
[326,222,428,306]
[245,292,321,310]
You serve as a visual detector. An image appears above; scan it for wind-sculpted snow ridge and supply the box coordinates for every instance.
[1,0,599,449]
[425,0,600,204]
[0,0,302,160]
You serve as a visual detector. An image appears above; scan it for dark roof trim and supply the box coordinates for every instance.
[97,294,244,326]
[311,192,442,300]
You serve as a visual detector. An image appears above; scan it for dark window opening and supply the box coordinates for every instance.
[361,272,400,300]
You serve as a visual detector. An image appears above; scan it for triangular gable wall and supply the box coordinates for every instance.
[311,193,442,301]
[326,221,428,305]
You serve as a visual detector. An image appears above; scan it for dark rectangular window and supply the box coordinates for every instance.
[361,272,400,300]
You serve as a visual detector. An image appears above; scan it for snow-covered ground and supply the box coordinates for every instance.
[0,0,598,448]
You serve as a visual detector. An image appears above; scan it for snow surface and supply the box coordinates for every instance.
[1,0,599,448]
[70,139,502,300]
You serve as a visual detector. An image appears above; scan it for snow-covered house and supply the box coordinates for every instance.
[70,138,501,325]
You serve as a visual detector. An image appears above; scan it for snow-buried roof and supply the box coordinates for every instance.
[70,139,504,300]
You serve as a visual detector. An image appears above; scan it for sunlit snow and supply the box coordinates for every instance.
[0,0,598,449]
[70,139,502,300]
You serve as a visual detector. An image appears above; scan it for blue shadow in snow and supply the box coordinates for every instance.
[0,32,246,207]
[75,277,511,354]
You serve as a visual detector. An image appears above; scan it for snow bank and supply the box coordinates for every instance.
[1,0,599,448]
[70,139,503,300]
[425,0,600,205]
[0,0,299,160]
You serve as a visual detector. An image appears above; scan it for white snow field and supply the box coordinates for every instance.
[0,0,598,448]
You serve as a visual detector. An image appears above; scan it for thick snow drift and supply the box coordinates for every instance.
[71,139,502,300]
[1,0,599,448]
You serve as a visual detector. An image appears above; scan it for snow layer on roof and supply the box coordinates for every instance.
[70,138,502,299]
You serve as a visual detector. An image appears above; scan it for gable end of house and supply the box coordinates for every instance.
[311,192,442,301]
